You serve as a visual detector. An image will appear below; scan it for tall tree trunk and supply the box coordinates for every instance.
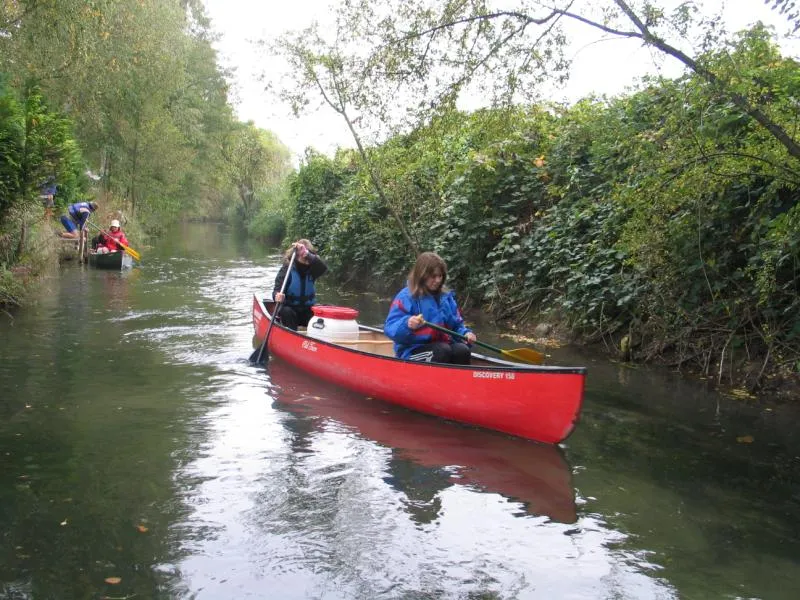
[130,126,140,219]
[342,112,420,257]
[311,69,420,257]
[16,217,27,259]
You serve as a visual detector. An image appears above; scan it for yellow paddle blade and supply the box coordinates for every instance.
[501,347,545,365]
[121,244,141,261]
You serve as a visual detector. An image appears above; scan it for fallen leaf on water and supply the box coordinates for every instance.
[136,524,148,533]
[736,435,754,444]
[104,577,122,585]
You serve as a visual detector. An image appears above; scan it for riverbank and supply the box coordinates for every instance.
[0,215,61,311]
[502,313,800,407]
[0,205,148,312]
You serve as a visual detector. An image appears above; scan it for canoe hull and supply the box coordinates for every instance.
[88,251,133,270]
[252,296,585,444]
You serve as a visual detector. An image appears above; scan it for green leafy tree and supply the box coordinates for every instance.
[275,24,421,256]
[323,0,800,162]
[223,122,292,221]
[0,76,23,220]
[1,0,242,228]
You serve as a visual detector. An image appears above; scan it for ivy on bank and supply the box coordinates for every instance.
[286,28,800,392]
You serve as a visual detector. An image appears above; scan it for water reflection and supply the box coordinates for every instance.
[267,358,577,524]
[99,269,138,312]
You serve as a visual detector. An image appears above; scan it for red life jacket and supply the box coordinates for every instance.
[101,229,129,251]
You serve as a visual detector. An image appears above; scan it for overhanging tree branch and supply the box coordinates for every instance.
[612,0,800,160]
[381,0,800,161]
[296,45,420,256]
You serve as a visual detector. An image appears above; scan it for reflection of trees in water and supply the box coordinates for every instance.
[384,455,450,525]
[154,222,265,259]
[568,400,800,600]
[266,404,451,533]
[274,395,453,528]
[284,411,318,456]
[100,271,134,311]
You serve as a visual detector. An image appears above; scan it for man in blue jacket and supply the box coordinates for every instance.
[59,201,98,239]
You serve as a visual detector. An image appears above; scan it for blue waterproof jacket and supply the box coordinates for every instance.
[67,202,94,226]
[384,286,472,359]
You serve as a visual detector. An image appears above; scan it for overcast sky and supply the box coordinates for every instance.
[202,0,798,161]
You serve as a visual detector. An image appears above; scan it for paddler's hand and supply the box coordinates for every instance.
[275,292,285,303]
[408,313,424,330]
[464,332,477,344]
[292,242,308,261]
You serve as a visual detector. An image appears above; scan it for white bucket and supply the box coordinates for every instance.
[307,305,360,341]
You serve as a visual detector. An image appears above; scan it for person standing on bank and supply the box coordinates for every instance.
[59,201,98,239]
[272,239,328,330]
[40,176,57,217]
[384,251,477,364]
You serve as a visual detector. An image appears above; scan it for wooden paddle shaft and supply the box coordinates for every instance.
[422,320,543,364]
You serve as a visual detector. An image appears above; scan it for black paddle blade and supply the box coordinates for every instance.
[249,339,268,365]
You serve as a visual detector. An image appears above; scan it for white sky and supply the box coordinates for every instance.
[202,0,798,161]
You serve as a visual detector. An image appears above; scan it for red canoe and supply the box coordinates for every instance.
[252,296,586,444]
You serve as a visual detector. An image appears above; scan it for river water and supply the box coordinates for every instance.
[1,222,799,599]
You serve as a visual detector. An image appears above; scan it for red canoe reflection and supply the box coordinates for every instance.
[268,358,577,523]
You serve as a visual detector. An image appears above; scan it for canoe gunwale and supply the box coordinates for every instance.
[254,297,586,375]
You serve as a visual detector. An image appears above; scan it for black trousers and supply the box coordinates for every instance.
[277,305,314,331]
[409,342,471,365]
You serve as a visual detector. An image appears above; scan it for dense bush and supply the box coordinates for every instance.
[287,31,800,389]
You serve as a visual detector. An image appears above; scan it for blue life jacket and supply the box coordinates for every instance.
[68,202,93,225]
[284,265,317,307]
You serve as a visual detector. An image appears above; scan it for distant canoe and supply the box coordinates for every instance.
[252,296,586,444]
[87,250,133,270]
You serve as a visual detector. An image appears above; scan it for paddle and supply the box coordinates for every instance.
[421,319,545,365]
[86,221,141,261]
[250,248,297,365]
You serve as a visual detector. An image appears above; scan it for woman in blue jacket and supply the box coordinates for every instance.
[384,252,477,364]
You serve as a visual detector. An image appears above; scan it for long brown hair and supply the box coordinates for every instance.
[282,238,316,263]
[408,251,448,297]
